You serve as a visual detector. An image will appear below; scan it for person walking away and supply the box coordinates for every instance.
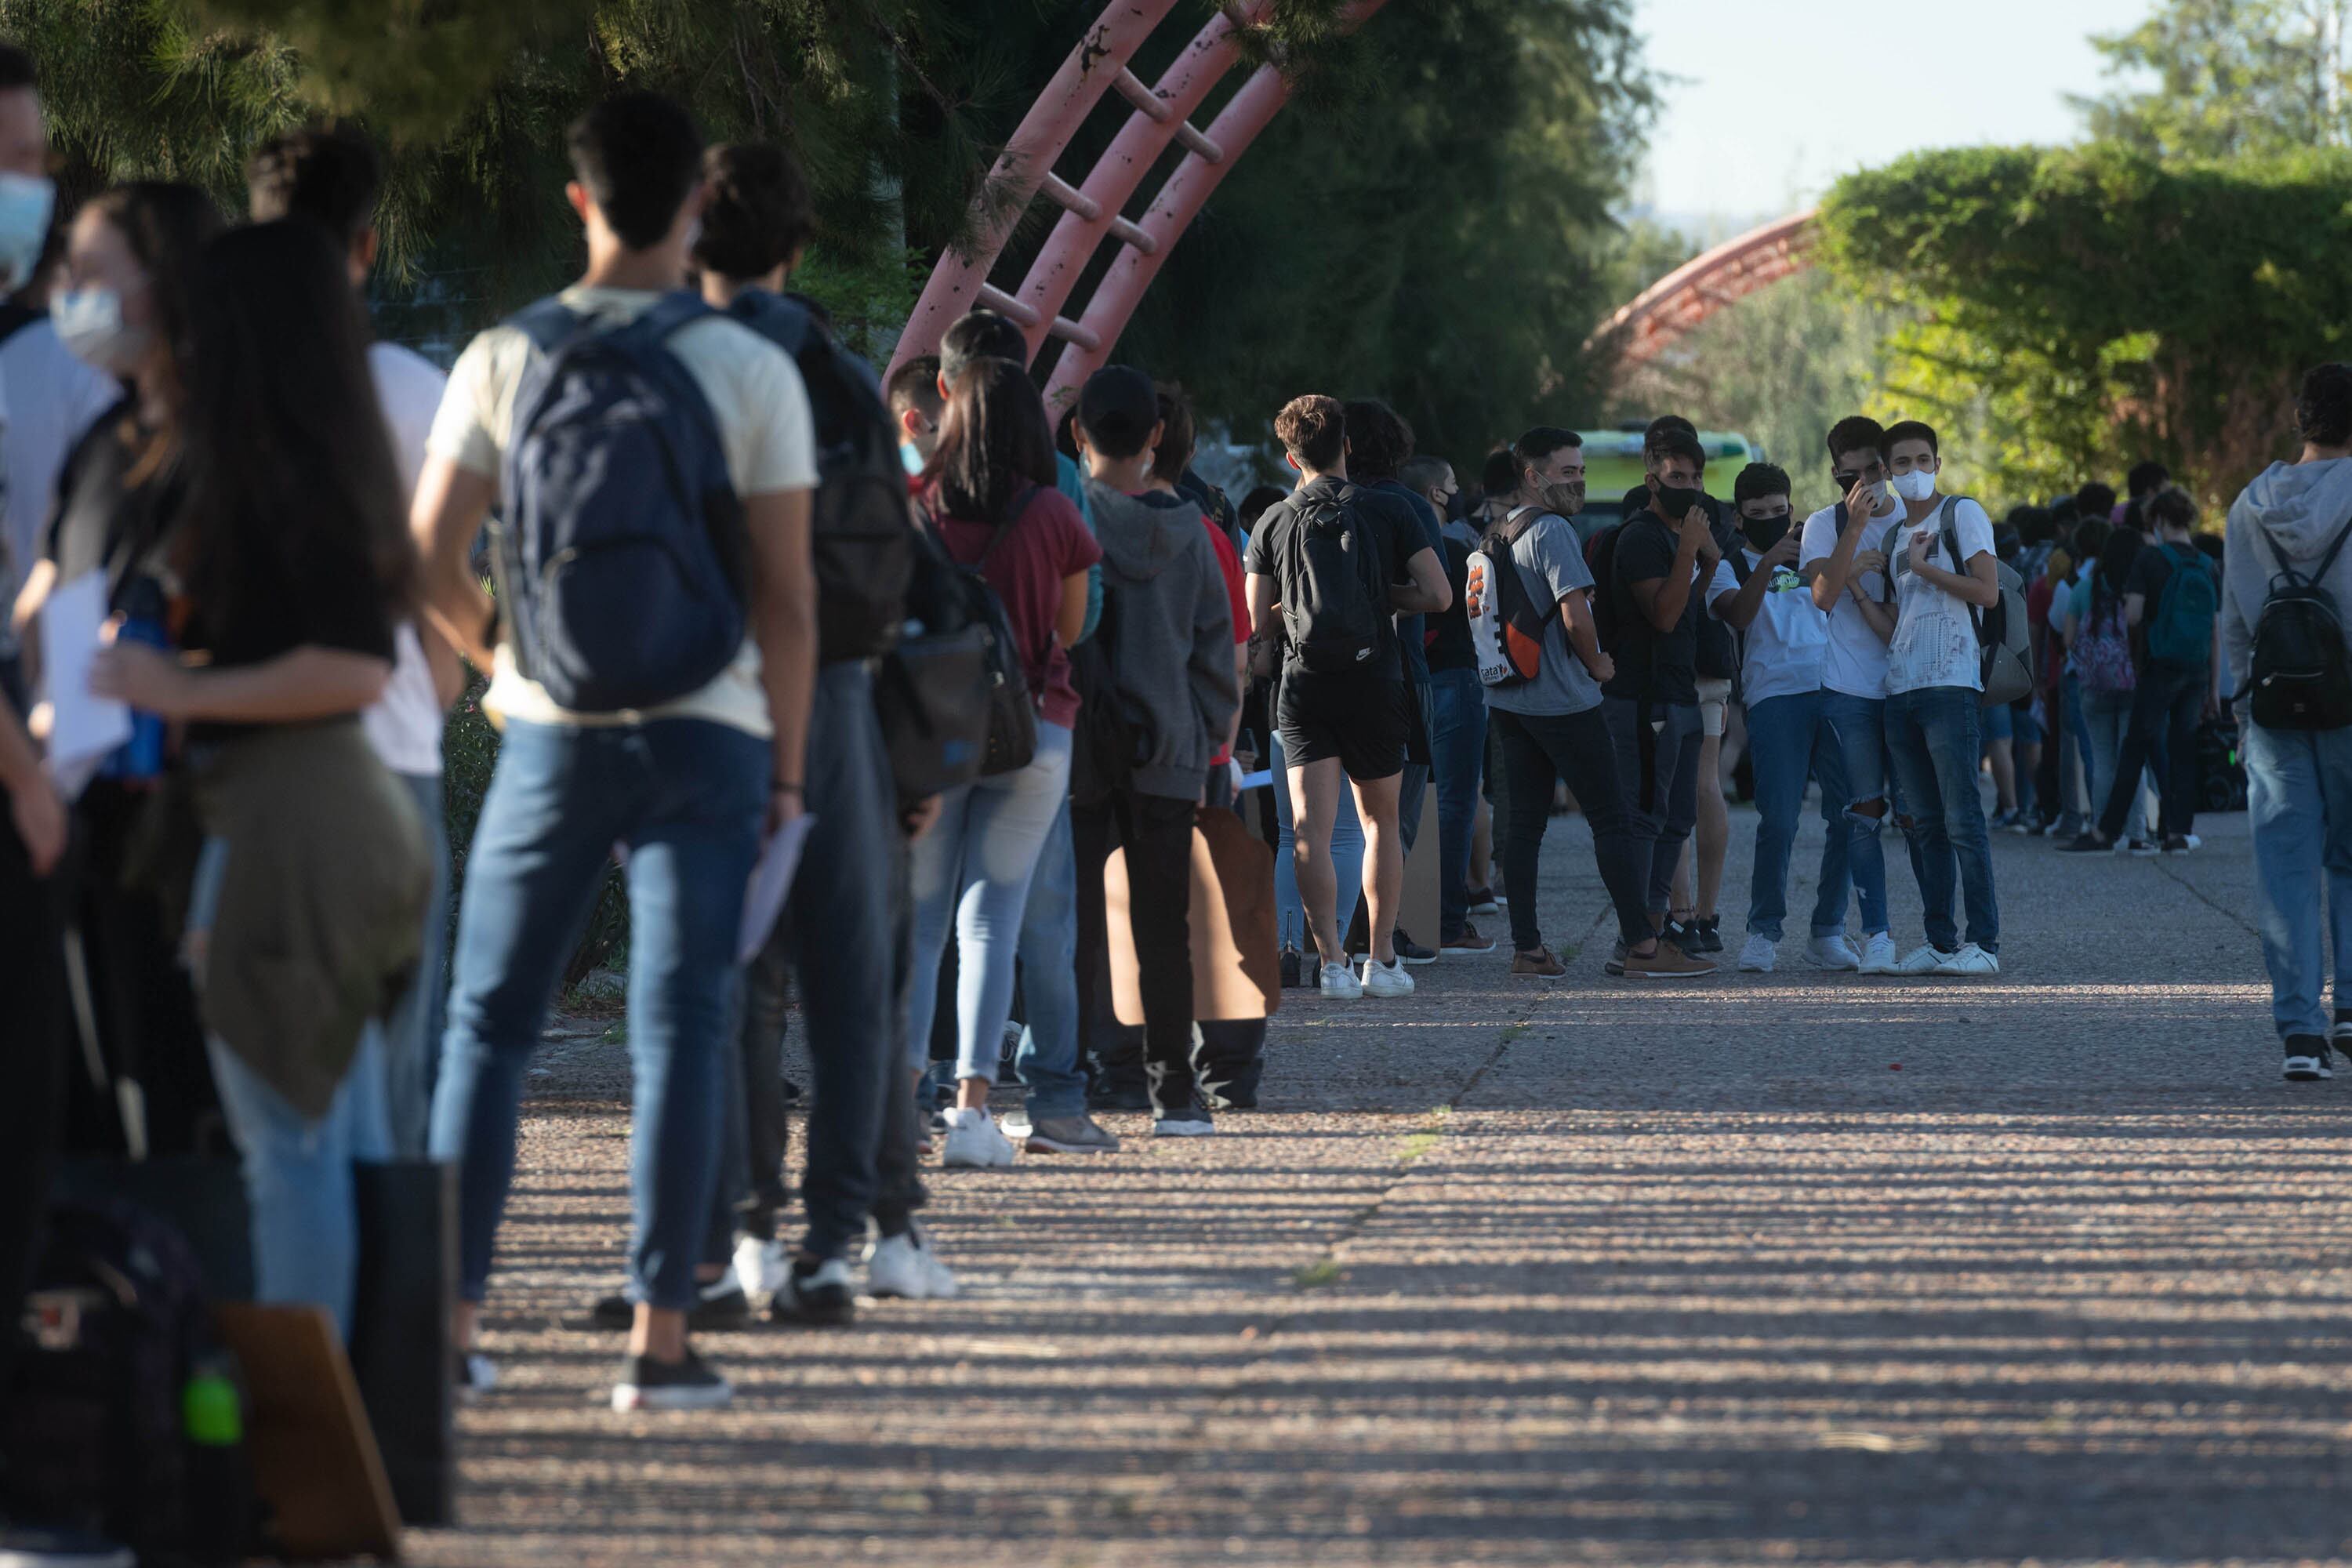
[1706,463,1856,973]
[1402,452,1493,955]
[247,123,459,1160]
[1878,422,2002,975]
[2229,363,2352,1081]
[2068,489,2219,856]
[90,220,428,1338]
[2060,527,2156,854]
[1479,428,1711,978]
[1243,394,1449,998]
[416,93,819,1412]
[1070,366,1239,1134]
[902,358,1098,1163]
[1798,418,1904,974]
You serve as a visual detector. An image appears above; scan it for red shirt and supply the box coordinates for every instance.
[1201,513,1247,766]
[923,481,1102,731]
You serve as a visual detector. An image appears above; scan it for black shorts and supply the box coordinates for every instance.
[1277,669,1407,782]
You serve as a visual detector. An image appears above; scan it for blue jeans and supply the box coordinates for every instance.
[2247,720,2352,1040]
[1817,690,1894,938]
[1884,687,1999,953]
[384,771,451,1159]
[2080,687,2151,842]
[908,722,1073,1085]
[1744,691,1854,942]
[1271,730,1365,949]
[431,718,766,1312]
[1426,668,1488,941]
[1012,799,1088,1120]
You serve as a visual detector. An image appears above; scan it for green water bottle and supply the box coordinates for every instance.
[182,1356,243,1446]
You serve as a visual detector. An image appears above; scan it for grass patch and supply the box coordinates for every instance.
[1291,1258,1341,1290]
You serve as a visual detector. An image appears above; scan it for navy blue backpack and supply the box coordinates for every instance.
[493,292,749,713]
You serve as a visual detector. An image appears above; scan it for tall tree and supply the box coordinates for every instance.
[2078,0,2350,160]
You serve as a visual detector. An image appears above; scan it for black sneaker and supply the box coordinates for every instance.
[590,1276,749,1331]
[1152,1104,1217,1138]
[771,1257,857,1326]
[1696,916,1724,953]
[1087,1078,1154,1112]
[1661,919,1707,957]
[610,1348,731,1413]
[1604,942,1628,978]
[2057,832,2110,854]
[2284,1034,2334,1082]
[1391,928,1439,966]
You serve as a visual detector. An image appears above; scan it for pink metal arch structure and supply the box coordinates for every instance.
[886,0,1389,410]
[1585,210,1821,368]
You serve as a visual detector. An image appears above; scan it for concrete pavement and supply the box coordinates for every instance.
[408,795,2352,1567]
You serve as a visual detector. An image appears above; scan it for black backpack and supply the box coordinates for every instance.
[3,1200,258,1563]
[2250,514,2352,730]
[1277,488,1388,674]
[1582,521,1628,654]
[873,523,993,807]
[913,491,1044,777]
[724,290,914,663]
[1067,585,1146,808]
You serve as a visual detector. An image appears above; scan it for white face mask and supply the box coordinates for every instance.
[0,172,55,293]
[53,286,149,376]
[1893,468,1939,503]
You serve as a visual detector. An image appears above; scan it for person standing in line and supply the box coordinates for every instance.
[1484,427,1712,979]
[1400,451,1493,956]
[1798,417,1904,975]
[1878,420,2002,975]
[2060,526,2157,855]
[1705,463,1857,973]
[245,122,459,1160]
[416,93,820,1412]
[1069,365,1238,1134]
[1644,416,1736,956]
[1243,394,1450,1000]
[2228,364,2352,1083]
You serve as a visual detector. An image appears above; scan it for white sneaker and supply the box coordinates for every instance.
[1804,933,1861,971]
[1934,942,1999,976]
[1319,960,1363,999]
[1856,932,1900,975]
[1895,943,1947,975]
[939,1107,1016,1169]
[1736,934,1777,972]
[731,1235,788,1301]
[864,1220,960,1300]
[1360,956,1415,997]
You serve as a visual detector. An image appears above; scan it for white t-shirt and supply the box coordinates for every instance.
[362,341,452,776]
[426,287,818,735]
[1885,495,1997,695]
[1799,499,1900,699]
[1706,547,1828,709]
[0,317,120,608]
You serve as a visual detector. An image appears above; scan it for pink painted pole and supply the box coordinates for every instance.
[1005,1,1271,361]
[885,0,1187,387]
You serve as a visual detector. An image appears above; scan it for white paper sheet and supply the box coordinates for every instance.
[737,813,815,963]
[39,571,129,800]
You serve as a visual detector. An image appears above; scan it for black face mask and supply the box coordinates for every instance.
[1656,485,1708,521]
[1742,513,1791,551]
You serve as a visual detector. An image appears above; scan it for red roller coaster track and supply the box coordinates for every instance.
[1585,210,1821,367]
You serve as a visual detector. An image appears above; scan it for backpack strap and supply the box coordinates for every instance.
[977,485,1047,572]
[508,296,586,354]
[724,288,815,358]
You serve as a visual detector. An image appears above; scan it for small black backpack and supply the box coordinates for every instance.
[1278,488,1388,674]
[1582,521,1628,653]
[2251,514,2352,730]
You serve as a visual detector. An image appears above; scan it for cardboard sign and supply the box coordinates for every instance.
[1105,809,1280,1024]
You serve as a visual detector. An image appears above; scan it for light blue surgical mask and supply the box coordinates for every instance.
[0,172,55,294]
[900,441,926,477]
[54,285,150,375]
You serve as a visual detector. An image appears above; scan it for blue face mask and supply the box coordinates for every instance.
[900,442,926,477]
[0,172,55,294]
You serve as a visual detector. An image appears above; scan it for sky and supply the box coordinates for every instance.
[1632,0,2161,235]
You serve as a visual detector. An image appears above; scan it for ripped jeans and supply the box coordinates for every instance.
[1817,689,1894,938]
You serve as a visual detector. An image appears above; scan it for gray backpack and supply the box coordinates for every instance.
[1882,496,2033,707]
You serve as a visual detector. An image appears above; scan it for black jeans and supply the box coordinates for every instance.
[1600,696,1704,914]
[1491,706,1655,952]
[0,815,67,1408]
[1074,791,1199,1116]
[2099,659,2205,843]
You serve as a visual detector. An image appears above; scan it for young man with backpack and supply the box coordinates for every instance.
[414,93,818,1413]
[2228,362,2352,1083]
[1402,452,1493,954]
[2077,488,2220,857]
[1069,365,1240,1133]
[1243,394,1450,999]
[1707,463,1857,974]
[1878,420,2002,976]
[1799,417,1904,975]
[1473,427,1712,978]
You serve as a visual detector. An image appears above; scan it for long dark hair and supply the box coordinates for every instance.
[89,182,224,481]
[2092,526,2142,626]
[926,356,1056,524]
[178,220,412,633]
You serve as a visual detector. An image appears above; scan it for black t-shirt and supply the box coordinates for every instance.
[1425,534,1476,673]
[1604,509,1701,705]
[1243,475,1418,683]
[45,397,183,614]
[2125,539,2212,666]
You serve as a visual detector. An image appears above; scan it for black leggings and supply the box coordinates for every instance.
[1490,706,1655,953]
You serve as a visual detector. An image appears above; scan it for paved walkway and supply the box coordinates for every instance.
[409,797,2352,1567]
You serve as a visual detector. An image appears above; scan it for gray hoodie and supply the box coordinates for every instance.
[2223,457,2352,698]
[1083,481,1241,799]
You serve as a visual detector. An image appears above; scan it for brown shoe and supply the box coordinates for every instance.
[1511,946,1566,978]
[1623,942,1717,978]
[1442,922,1497,956]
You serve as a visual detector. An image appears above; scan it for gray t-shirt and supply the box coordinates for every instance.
[1486,510,1604,717]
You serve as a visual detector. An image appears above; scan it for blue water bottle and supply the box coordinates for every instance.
[100,577,170,781]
